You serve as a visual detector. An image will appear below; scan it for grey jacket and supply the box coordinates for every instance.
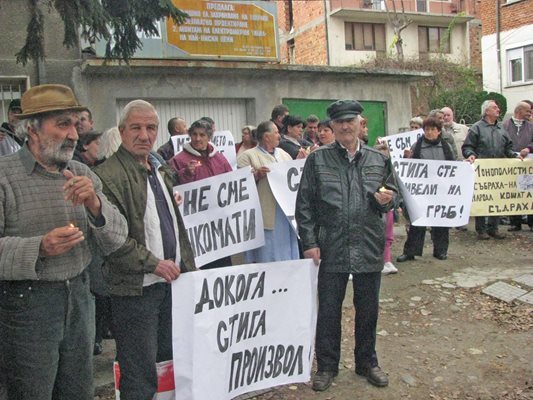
[462,119,515,159]
[295,142,397,273]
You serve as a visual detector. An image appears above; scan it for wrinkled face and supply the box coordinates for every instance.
[442,108,454,126]
[77,110,94,134]
[29,112,79,169]
[241,128,253,144]
[263,124,280,149]
[84,137,101,163]
[485,101,500,120]
[306,122,319,137]
[331,117,359,148]
[516,105,532,121]
[318,126,335,145]
[424,126,440,141]
[287,123,304,140]
[190,128,210,151]
[120,109,158,161]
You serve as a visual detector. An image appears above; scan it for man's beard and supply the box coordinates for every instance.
[39,138,76,168]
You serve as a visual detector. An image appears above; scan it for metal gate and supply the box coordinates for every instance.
[116,98,248,149]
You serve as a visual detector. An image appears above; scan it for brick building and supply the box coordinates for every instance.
[274,0,481,70]
[480,0,533,109]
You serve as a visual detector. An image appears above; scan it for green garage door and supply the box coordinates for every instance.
[282,98,387,146]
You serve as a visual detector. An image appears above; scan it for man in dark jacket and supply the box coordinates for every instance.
[462,100,516,240]
[296,100,397,392]
[502,101,533,232]
[94,100,196,400]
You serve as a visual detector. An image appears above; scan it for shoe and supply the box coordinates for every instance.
[312,371,337,391]
[93,342,103,356]
[382,262,398,275]
[477,232,490,240]
[508,226,521,232]
[396,254,414,263]
[488,231,505,239]
[433,253,447,260]
[356,366,389,387]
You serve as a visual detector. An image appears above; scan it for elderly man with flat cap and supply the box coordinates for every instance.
[0,84,128,400]
[296,99,397,392]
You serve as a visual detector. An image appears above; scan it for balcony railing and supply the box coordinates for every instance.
[330,0,476,17]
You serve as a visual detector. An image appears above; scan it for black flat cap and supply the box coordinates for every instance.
[327,100,364,121]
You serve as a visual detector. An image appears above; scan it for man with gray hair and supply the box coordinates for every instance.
[94,100,196,399]
[503,101,533,231]
[462,100,515,240]
[0,84,128,400]
[441,106,469,160]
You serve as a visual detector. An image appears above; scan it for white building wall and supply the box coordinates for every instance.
[328,16,469,66]
[482,24,533,114]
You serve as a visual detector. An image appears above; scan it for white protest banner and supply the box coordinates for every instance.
[171,134,190,155]
[211,131,237,169]
[171,131,237,169]
[171,260,318,400]
[393,158,474,227]
[470,158,533,216]
[174,168,264,267]
[383,129,423,159]
[267,159,307,230]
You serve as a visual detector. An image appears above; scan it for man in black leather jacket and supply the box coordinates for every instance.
[296,100,397,392]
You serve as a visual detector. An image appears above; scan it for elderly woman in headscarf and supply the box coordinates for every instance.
[237,120,300,263]
[169,119,233,269]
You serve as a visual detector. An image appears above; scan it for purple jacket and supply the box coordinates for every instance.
[169,142,233,184]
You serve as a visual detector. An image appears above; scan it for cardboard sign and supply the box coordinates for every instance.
[470,158,533,216]
[171,260,318,400]
[266,159,306,230]
[393,159,474,227]
[174,168,264,267]
[382,129,423,160]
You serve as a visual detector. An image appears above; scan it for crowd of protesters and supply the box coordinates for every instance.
[0,84,532,399]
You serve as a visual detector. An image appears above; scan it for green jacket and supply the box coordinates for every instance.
[94,146,196,296]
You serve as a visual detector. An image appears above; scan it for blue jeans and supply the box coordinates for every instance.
[0,270,94,400]
[111,283,173,400]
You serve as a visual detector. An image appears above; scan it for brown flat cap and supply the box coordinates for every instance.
[16,84,86,118]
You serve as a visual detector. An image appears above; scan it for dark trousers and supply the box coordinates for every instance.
[510,215,533,228]
[315,270,381,373]
[403,225,449,256]
[94,294,112,343]
[0,271,94,400]
[112,283,173,400]
[475,216,499,234]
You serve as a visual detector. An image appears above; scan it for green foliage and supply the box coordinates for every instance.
[15,0,188,65]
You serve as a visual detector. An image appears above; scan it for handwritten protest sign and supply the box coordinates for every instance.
[171,260,318,400]
[382,129,423,159]
[393,159,474,227]
[267,159,306,230]
[171,131,237,169]
[470,159,533,216]
[174,168,264,267]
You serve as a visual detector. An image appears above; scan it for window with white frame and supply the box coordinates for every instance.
[1,77,29,124]
[507,45,533,85]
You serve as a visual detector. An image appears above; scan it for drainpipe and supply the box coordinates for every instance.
[495,0,502,93]
[323,0,331,66]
